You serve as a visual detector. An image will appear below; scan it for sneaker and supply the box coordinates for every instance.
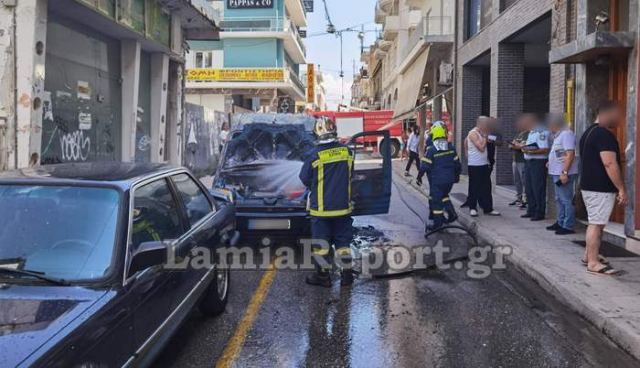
[509,200,522,206]
[519,202,528,209]
[340,269,354,286]
[470,209,479,217]
[486,210,501,216]
[404,171,412,177]
[546,223,561,231]
[305,273,332,288]
[555,228,576,235]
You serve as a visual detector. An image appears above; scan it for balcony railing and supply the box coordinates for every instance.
[286,65,305,94]
[219,17,306,56]
[286,19,307,56]
[401,16,454,60]
[220,17,285,32]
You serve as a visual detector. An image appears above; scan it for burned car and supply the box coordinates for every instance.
[213,113,392,243]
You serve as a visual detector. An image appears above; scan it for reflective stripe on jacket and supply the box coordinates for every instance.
[299,142,354,217]
[421,141,461,185]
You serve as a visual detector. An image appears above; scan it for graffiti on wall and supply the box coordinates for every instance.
[184,103,228,177]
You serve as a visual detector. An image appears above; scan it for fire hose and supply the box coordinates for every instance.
[352,180,479,278]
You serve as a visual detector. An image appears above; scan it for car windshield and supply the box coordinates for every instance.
[0,185,120,282]
[218,123,314,199]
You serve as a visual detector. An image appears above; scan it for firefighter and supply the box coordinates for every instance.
[421,124,461,233]
[299,117,355,287]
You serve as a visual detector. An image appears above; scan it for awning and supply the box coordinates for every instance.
[392,48,429,120]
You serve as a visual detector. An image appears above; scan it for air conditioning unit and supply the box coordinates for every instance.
[439,62,453,86]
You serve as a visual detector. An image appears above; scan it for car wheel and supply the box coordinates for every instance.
[386,139,401,158]
[199,266,230,317]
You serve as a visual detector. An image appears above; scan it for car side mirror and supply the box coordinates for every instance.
[209,188,234,204]
[129,241,168,276]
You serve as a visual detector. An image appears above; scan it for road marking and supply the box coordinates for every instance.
[215,260,277,368]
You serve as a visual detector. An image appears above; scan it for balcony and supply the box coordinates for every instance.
[220,17,306,64]
[285,0,307,27]
[382,16,400,40]
[400,16,454,61]
[379,39,393,51]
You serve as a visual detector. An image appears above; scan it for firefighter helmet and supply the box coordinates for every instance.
[314,116,338,143]
[430,124,447,140]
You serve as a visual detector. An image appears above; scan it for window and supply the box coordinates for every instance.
[131,179,183,252]
[172,174,213,226]
[194,51,214,68]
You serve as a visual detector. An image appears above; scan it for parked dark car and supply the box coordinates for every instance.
[213,113,392,244]
[0,163,237,367]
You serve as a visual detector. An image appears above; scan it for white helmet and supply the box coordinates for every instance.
[314,116,338,143]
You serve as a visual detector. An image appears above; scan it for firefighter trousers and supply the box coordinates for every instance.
[310,216,353,272]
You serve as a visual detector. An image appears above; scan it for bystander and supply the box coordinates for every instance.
[579,101,627,275]
[508,116,529,208]
[547,114,579,235]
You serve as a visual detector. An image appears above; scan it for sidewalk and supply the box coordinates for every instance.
[392,160,640,360]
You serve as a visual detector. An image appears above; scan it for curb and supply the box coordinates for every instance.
[392,167,640,360]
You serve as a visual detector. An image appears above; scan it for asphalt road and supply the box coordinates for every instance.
[156,174,638,368]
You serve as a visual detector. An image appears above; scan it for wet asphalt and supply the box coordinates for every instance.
[155,175,638,368]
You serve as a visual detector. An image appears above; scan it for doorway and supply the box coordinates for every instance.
[608,58,627,223]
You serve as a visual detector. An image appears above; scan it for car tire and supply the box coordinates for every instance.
[387,139,401,158]
[199,266,230,317]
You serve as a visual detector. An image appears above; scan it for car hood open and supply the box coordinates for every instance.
[217,122,315,201]
[0,284,108,367]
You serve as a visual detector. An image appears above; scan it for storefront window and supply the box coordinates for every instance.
[42,17,122,164]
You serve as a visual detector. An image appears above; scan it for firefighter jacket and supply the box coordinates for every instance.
[421,139,461,185]
[299,141,354,217]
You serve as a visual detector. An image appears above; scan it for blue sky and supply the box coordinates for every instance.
[305,0,379,109]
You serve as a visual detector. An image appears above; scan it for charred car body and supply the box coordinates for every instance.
[213,113,393,244]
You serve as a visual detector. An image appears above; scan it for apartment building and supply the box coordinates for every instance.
[455,0,556,183]
[0,0,219,170]
[548,0,640,247]
[185,0,308,114]
[357,0,454,136]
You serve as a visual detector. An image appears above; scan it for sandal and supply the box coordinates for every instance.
[581,256,610,266]
[587,265,620,276]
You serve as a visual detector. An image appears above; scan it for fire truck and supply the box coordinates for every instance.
[311,110,404,158]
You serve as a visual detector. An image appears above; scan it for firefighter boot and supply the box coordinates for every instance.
[341,267,354,286]
[306,271,332,288]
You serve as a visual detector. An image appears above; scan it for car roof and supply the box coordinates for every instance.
[0,162,182,188]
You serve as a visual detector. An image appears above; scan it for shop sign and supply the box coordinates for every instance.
[186,68,285,82]
[307,64,315,103]
[227,0,274,9]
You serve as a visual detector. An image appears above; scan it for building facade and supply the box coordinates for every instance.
[549,0,640,246]
[0,0,218,170]
[455,0,556,184]
[185,0,308,114]
[357,0,454,140]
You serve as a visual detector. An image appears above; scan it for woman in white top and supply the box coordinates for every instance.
[465,117,500,217]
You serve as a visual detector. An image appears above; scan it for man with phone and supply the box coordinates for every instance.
[547,114,579,235]
[519,114,550,221]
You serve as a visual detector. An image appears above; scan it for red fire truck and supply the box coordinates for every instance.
[311,110,404,158]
